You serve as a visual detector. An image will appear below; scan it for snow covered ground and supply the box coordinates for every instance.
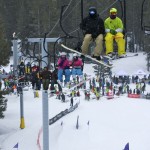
[0,52,150,150]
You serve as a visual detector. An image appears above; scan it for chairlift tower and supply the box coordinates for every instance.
[12,37,19,76]
[27,38,61,68]
[27,37,61,150]
[13,37,61,150]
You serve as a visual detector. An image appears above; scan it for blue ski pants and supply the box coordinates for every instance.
[58,69,71,83]
[72,68,83,76]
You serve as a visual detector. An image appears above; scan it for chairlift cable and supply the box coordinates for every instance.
[47,0,74,37]
[62,0,81,23]
[141,0,146,30]
[99,0,118,15]
[69,28,80,35]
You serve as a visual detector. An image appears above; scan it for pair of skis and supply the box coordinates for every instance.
[61,44,112,68]
[61,44,138,68]
[104,53,138,60]
[58,76,92,94]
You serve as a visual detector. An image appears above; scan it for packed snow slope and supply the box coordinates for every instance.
[0,52,150,150]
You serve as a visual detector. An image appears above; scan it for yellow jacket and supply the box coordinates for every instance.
[104,17,124,33]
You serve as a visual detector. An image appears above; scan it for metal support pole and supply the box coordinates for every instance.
[41,40,48,68]
[13,38,18,76]
[81,0,84,23]
[42,90,49,150]
[123,0,126,30]
[20,87,25,129]
[141,0,146,30]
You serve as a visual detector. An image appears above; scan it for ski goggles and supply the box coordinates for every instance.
[89,10,96,15]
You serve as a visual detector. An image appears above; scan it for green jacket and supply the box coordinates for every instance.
[104,17,124,31]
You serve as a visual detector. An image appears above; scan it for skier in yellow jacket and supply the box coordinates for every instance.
[104,8,126,58]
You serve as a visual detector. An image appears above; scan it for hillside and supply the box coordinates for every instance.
[0,52,150,150]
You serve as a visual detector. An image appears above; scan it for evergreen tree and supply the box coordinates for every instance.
[0,15,10,66]
[0,91,7,119]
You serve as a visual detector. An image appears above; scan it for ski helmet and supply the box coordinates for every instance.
[73,53,78,57]
[60,52,66,56]
[110,8,117,19]
[110,8,117,13]
[89,7,97,18]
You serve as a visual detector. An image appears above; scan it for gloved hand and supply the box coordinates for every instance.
[80,54,85,60]
[64,66,70,69]
[58,60,65,67]
[92,33,98,39]
[110,29,117,35]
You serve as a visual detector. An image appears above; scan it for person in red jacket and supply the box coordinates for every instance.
[57,52,71,86]
[71,53,83,82]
